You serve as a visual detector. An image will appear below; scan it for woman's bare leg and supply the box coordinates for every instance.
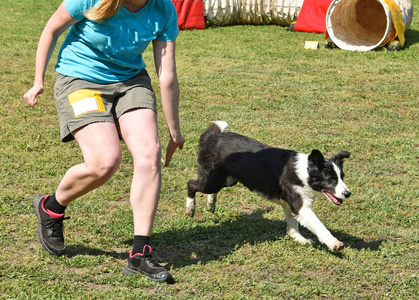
[118,109,161,236]
[55,122,122,206]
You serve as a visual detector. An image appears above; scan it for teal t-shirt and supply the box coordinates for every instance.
[55,0,179,83]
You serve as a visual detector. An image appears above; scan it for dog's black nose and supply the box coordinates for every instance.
[344,190,351,198]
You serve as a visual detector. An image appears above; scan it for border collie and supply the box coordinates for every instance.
[186,121,351,251]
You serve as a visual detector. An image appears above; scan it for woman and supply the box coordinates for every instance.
[23,0,184,283]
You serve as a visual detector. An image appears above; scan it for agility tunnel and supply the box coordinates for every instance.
[203,0,304,26]
[326,0,413,51]
[175,0,413,51]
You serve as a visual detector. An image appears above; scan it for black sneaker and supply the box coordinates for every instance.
[122,246,174,284]
[32,194,68,256]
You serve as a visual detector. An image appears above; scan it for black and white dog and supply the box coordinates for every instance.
[186,121,351,251]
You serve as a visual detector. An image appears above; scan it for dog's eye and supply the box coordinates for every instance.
[325,171,339,184]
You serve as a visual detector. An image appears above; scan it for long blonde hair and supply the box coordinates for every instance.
[84,0,123,22]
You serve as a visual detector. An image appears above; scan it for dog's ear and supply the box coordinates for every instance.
[331,151,351,168]
[308,149,325,170]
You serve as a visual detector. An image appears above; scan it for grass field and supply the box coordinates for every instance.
[1,0,418,298]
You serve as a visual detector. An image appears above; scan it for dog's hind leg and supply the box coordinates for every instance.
[186,168,229,217]
[281,203,314,246]
[186,196,196,218]
[186,177,222,217]
[206,193,217,213]
[204,173,235,214]
[186,179,200,217]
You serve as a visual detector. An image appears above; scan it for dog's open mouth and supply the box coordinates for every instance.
[323,190,343,206]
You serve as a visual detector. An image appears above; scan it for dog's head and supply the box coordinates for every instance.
[307,150,351,205]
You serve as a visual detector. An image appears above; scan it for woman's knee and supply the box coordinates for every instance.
[74,122,124,181]
[88,151,122,181]
[134,140,161,172]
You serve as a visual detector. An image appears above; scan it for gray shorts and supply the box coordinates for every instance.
[54,70,156,142]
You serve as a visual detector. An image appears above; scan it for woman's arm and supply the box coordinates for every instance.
[152,39,185,166]
[24,1,78,107]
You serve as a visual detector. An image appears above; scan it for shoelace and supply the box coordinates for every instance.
[43,216,70,237]
[144,255,163,268]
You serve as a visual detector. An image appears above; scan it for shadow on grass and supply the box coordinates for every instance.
[404,29,419,49]
[153,209,287,268]
[64,245,128,259]
[146,209,385,268]
[62,208,384,266]
[337,232,386,251]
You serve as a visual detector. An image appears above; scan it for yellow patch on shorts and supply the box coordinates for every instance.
[68,89,105,118]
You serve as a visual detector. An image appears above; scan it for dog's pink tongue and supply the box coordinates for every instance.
[324,190,343,205]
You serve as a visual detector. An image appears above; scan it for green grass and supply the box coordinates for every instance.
[1,0,418,298]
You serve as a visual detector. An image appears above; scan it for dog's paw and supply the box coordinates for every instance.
[186,207,195,218]
[207,203,215,213]
[307,239,316,246]
[292,234,314,246]
[186,197,196,218]
[299,238,316,246]
[329,240,344,252]
[287,229,314,246]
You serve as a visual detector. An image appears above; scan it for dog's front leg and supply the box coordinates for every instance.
[296,207,344,251]
[281,203,314,245]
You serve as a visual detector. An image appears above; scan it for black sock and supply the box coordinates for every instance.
[132,235,150,255]
[44,193,67,215]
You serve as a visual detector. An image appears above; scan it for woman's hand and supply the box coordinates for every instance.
[164,132,185,167]
[23,84,44,107]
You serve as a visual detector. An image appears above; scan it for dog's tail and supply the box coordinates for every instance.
[200,121,228,144]
[210,121,228,133]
